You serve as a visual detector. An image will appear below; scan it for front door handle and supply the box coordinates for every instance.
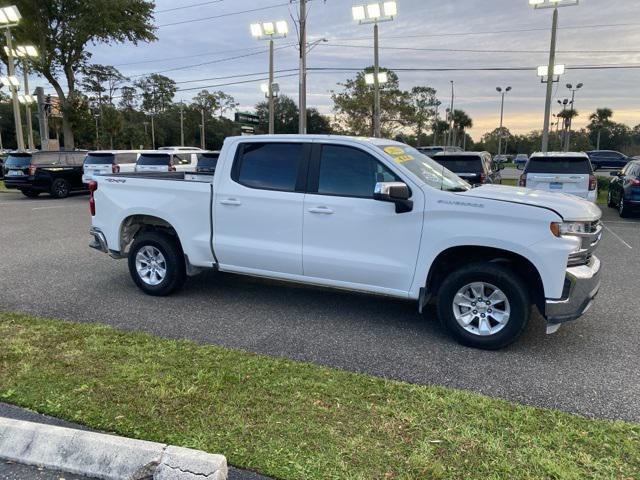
[308,206,334,214]
[221,198,242,206]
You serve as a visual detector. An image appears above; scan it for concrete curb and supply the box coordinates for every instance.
[0,417,227,479]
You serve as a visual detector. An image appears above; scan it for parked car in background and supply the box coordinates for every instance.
[82,151,139,184]
[0,153,6,180]
[135,151,200,173]
[586,150,630,171]
[432,152,502,186]
[519,152,597,202]
[3,151,87,198]
[416,146,463,157]
[196,151,220,173]
[514,154,529,169]
[608,159,640,217]
[494,154,509,164]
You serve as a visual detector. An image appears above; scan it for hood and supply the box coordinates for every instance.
[456,184,601,221]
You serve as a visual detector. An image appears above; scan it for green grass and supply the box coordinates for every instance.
[0,181,11,192]
[501,178,517,187]
[1,312,638,480]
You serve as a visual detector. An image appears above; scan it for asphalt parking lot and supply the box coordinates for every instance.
[1,190,639,422]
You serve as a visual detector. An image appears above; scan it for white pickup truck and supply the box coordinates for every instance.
[89,135,602,349]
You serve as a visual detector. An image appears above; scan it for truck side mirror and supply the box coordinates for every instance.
[374,182,413,214]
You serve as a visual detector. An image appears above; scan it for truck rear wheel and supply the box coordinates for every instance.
[50,178,70,199]
[128,231,186,296]
[436,262,530,350]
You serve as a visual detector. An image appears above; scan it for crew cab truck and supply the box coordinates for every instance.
[89,135,602,349]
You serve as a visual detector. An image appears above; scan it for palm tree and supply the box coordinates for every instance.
[589,108,613,150]
[557,109,579,151]
[452,110,473,149]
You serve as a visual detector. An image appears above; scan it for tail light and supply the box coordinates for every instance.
[588,175,597,191]
[519,174,527,187]
[479,173,486,183]
[112,164,120,174]
[169,162,176,172]
[28,164,37,176]
[88,180,98,216]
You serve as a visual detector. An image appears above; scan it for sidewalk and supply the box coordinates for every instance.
[0,403,270,480]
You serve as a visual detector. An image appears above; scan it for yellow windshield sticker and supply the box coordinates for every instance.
[384,146,405,156]
[395,154,414,163]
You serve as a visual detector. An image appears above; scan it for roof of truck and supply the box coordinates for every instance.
[225,134,406,147]
[530,151,589,158]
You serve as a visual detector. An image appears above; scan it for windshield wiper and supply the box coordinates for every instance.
[445,187,470,192]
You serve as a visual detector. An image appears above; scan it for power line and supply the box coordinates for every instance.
[113,46,270,68]
[156,0,224,14]
[307,64,640,73]
[157,2,291,28]
[174,68,299,84]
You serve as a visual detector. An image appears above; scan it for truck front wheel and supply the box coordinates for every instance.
[436,262,530,350]
[128,231,186,296]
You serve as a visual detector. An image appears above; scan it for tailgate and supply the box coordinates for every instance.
[526,173,589,197]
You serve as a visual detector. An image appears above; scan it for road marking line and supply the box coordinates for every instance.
[602,220,640,226]
[31,205,71,211]
[603,224,633,250]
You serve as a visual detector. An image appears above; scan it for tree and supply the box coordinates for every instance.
[100,105,123,149]
[451,110,473,148]
[588,108,614,150]
[81,64,127,108]
[214,91,239,119]
[135,74,176,113]
[331,67,412,137]
[407,86,438,146]
[13,0,156,149]
[255,95,298,134]
[119,86,138,111]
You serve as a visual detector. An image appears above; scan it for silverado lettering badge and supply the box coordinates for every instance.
[437,200,485,209]
[105,178,127,183]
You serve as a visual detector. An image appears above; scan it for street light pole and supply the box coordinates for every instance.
[448,81,454,147]
[22,59,35,150]
[180,103,185,147]
[151,114,156,150]
[373,23,381,138]
[268,38,275,135]
[201,108,206,149]
[496,86,511,157]
[4,29,24,151]
[565,82,583,152]
[298,0,307,134]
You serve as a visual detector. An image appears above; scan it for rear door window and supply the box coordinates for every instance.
[526,157,592,174]
[234,142,305,192]
[433,155,483,173]
[137,154,171,166]
[5,154,32,168]
[173,153,193,166]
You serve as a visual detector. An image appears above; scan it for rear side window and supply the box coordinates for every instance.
[174,154,193,165]
[84,153,115,165]
[526,157,593,174]
[137,154,171,166]
[317,145,399,198]
[433,155,483,173]
[31,153,61,165]
[235,143,304,192]
[114,153,138,165]
[63,154,87,166]
[197,153,219,170]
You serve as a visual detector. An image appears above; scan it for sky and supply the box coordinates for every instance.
[45,0,640,140]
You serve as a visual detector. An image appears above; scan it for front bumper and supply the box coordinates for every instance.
[545,255,601,324]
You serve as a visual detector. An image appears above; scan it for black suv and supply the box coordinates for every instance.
[586,150,630,171]
[3,151,88,198]
[432,152,502,186]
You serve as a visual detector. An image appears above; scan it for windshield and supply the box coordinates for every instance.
[5,154,32,168]
[378,145,470,192]
[84,153,115,165]
[137,154,171,166]
[526,156,593,174]
[432,155,483,174]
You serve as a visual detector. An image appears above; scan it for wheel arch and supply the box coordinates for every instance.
[119,214,182,255]
[425,245,546,312]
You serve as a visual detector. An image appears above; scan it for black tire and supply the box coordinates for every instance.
[50,178,70,199]
[607,189,615,208]
[20,189,40,198]
[436,262,530,350]
[619,195,630,218]
[128,231,186,296]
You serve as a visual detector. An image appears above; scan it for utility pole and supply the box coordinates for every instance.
[565,82,583,152]
[448,81,454,147]
[496,86,511,157]
[373,23,381,138]
[541,8,558,153]
[5,29,24,151]
[22,59,35,150]
[180,103,185,147]
[298,0,307,134]
[151,115,156,149]
[201,108,206,149]
[432,101,440,146]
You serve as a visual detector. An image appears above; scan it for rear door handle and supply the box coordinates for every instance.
[221,198,242,206]
[308,206,334,214]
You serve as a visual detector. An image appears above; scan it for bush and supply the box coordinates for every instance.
[597,176,611,193]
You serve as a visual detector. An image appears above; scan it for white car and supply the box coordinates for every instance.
[519,152,598,202]
[88,135,602,350]
[82,150,140,183]
[134,151,200,173]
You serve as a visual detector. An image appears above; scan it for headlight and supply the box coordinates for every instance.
[560,222,589,235]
